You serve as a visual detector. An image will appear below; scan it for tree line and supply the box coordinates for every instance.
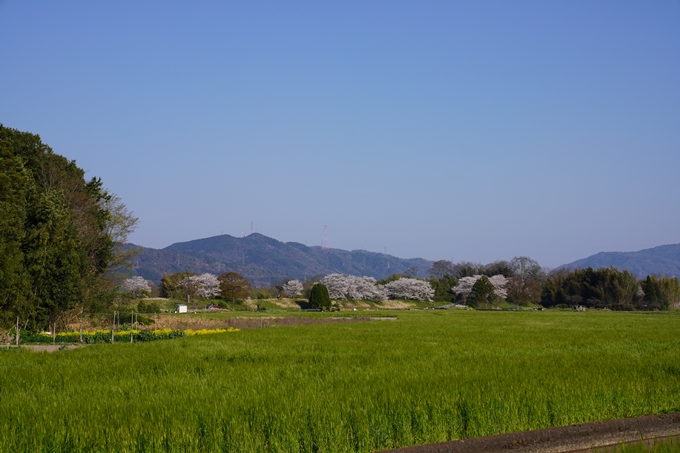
[428,257,680,310]
[130,255,680,312]
[542,268,680,310]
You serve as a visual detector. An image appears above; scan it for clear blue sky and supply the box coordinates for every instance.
[2,1,679,268]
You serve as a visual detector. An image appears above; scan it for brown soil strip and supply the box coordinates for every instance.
[7,344,88,353]
[378,412,680,453]
[163,315,391,331]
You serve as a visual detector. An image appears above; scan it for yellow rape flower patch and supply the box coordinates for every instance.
[184,327,240,336]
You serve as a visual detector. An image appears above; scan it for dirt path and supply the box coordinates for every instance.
[379,412,680,453]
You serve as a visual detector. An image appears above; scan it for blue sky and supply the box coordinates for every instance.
[1,1,679,268]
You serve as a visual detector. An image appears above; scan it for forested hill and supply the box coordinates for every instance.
[130,233,433,287]
[559,244,680,278]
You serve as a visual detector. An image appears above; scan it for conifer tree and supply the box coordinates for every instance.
[309,283,331,310]
[472,275,496,307]
[643,276,658,302]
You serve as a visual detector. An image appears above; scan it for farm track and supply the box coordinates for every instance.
[380,412,680,453]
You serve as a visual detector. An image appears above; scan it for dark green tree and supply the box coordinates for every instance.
[541,267,644,310]
[309,283,331,310]
[429,275,458,302]
[643,276,658,302]
[427,260,457,302]
[0,141,32,325]
[0,125,138,328]
[472,275,495,307]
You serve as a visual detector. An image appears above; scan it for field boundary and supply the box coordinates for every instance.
[379,412,680,453]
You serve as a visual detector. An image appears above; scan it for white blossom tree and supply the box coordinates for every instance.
[282,279,304,297]
[452,274,508,302]
[321,274,387,301]
[178,273,220,302]
[385,277,435,301]
[452,276,480,300]
[488,275,508,299]
[121,276,151,298]
[320,274,348,299]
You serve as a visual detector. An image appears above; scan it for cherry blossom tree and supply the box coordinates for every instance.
[121,276,151,298]
[321,274,387,301]
[451,276,479,301]
[178,273,220,302]
[385,278,434,301]
[488,275,508,299]
[320,274,349,299]
[452,274,508,302]
[282,279,304,297]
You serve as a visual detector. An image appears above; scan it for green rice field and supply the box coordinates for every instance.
[2,310,680,452]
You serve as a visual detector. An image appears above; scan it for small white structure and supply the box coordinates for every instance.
[175,304,188,314]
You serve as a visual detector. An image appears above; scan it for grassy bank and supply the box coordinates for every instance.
[2,311,680,452]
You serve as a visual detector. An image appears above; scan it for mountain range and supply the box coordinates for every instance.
[129,233,680,287]
[558,244,680,278]
[129,233,433,287]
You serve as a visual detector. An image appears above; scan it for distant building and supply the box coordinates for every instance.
[175,304,188,314]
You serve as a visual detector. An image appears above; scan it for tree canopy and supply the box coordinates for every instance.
[0,125,138,328]
[218,272,252,310]
[541,267,654,310]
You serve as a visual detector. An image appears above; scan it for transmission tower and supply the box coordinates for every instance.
[322,225,328,249]
[250,221,254,235]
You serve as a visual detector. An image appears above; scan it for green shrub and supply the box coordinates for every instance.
[137,300,161,313]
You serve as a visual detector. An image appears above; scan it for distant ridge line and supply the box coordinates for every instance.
[130,233,433,286]
[558,243,680,278]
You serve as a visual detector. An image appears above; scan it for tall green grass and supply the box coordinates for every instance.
[2,311,680,452]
